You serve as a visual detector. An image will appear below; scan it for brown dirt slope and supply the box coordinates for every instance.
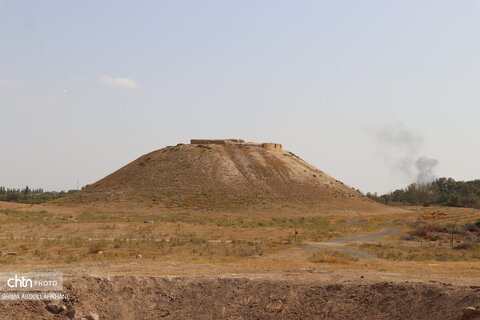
[57,143,382,212]
[0,275,478,320]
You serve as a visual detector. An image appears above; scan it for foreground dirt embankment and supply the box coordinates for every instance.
[0,275,479,320]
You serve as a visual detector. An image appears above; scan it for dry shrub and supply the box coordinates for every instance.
[405,222,480,242]
[404,224,445,241]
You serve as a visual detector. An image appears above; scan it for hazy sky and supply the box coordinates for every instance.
[1,1,480,194]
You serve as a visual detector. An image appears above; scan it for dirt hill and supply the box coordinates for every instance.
[58,141,383,212]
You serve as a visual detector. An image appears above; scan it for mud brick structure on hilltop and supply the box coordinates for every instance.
[190,139,283,151]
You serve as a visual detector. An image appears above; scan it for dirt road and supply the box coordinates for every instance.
[298,226,402,259]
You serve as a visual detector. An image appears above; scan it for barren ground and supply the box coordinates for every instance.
[1,273,480,320]
[0,201,480,319]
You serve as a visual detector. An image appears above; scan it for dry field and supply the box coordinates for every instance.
[1,202,480,319]
[0,201,479,282]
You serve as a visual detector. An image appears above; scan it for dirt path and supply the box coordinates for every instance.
[323,226,401,244]
[297,227,402,259]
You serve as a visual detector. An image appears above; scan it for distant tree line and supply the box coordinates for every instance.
[367,177,480,208]
[0,186,77,204]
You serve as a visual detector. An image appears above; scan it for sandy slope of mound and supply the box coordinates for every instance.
[57,143,384,212]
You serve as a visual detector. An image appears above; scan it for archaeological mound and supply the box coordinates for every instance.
[58,139,380,212]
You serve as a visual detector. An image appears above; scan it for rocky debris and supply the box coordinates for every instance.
[5,252,17,256]
[46,303,67,314]
[87,313,100,320]
[143,220,154,224]
[265,300,284,313]
[135,253,143,259]
[158,309,169,317]
[462,306,480,319]
[66,308,100,320]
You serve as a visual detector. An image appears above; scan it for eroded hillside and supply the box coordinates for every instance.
[57,142,381,212]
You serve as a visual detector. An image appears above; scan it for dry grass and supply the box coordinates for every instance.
[0,206,382,268]
[359,243,480,262]
[0,208,385,242]
[0,231,282,266]
[1,201,480,279]
[308,249,358,264]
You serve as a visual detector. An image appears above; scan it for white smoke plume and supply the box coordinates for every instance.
[415,157,439,183]
[370,124,439,184]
